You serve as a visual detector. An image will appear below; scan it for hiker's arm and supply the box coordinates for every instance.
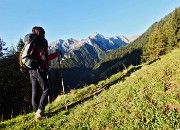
[48,53,59,61]
[48,49,63,61]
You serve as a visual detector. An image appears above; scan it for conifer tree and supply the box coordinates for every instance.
[0,38,32,121]
[0,37,7,58]
[8,44,16,56]
[16,38,24,53]
[168,7,180,49]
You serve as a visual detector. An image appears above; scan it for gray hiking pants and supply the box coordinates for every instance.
[29,69,48,112]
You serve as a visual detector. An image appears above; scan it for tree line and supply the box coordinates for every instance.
[0,38,32,121]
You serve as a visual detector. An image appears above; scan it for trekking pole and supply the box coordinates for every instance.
[58,54,68,110]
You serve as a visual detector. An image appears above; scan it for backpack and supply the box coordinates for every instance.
[19,34,40,69]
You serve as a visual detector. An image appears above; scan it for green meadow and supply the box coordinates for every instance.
[1,49,180,130]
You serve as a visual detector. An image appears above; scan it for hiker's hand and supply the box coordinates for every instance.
[56,49,63,57]
[56,49,60,55]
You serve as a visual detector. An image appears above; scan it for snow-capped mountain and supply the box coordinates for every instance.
[49,32,138,55]
[86,32,127,51]
[48,38,80,54]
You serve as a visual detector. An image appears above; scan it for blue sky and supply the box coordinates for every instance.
[0,0,179,47]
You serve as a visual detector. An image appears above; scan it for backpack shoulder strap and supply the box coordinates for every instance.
[27,34,37,55]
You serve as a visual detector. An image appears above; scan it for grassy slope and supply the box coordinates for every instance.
[0,49,180,130]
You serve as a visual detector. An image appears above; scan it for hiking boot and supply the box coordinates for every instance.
[35,109,44,122]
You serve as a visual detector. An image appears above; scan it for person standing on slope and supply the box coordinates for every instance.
[20,26,62,121]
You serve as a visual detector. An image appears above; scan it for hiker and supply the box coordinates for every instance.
[20,26,62,121]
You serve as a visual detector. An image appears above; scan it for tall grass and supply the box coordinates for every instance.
[0,49,180,130]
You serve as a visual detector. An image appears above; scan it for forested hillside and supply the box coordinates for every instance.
[50,32,129,69]
[0,39,33,121]
[60,43,101,68]
[51,7,180,88]
[94,7,180,79]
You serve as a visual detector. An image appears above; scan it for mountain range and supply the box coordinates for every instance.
[48,32,139,58]
[48,32,138,89]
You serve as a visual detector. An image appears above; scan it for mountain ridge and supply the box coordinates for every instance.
[48,32,139,54]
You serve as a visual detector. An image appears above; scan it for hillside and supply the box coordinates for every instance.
[1,49,179,129]
[53,7,180,89]
[48,33,134,89]
[94,7,180,80]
